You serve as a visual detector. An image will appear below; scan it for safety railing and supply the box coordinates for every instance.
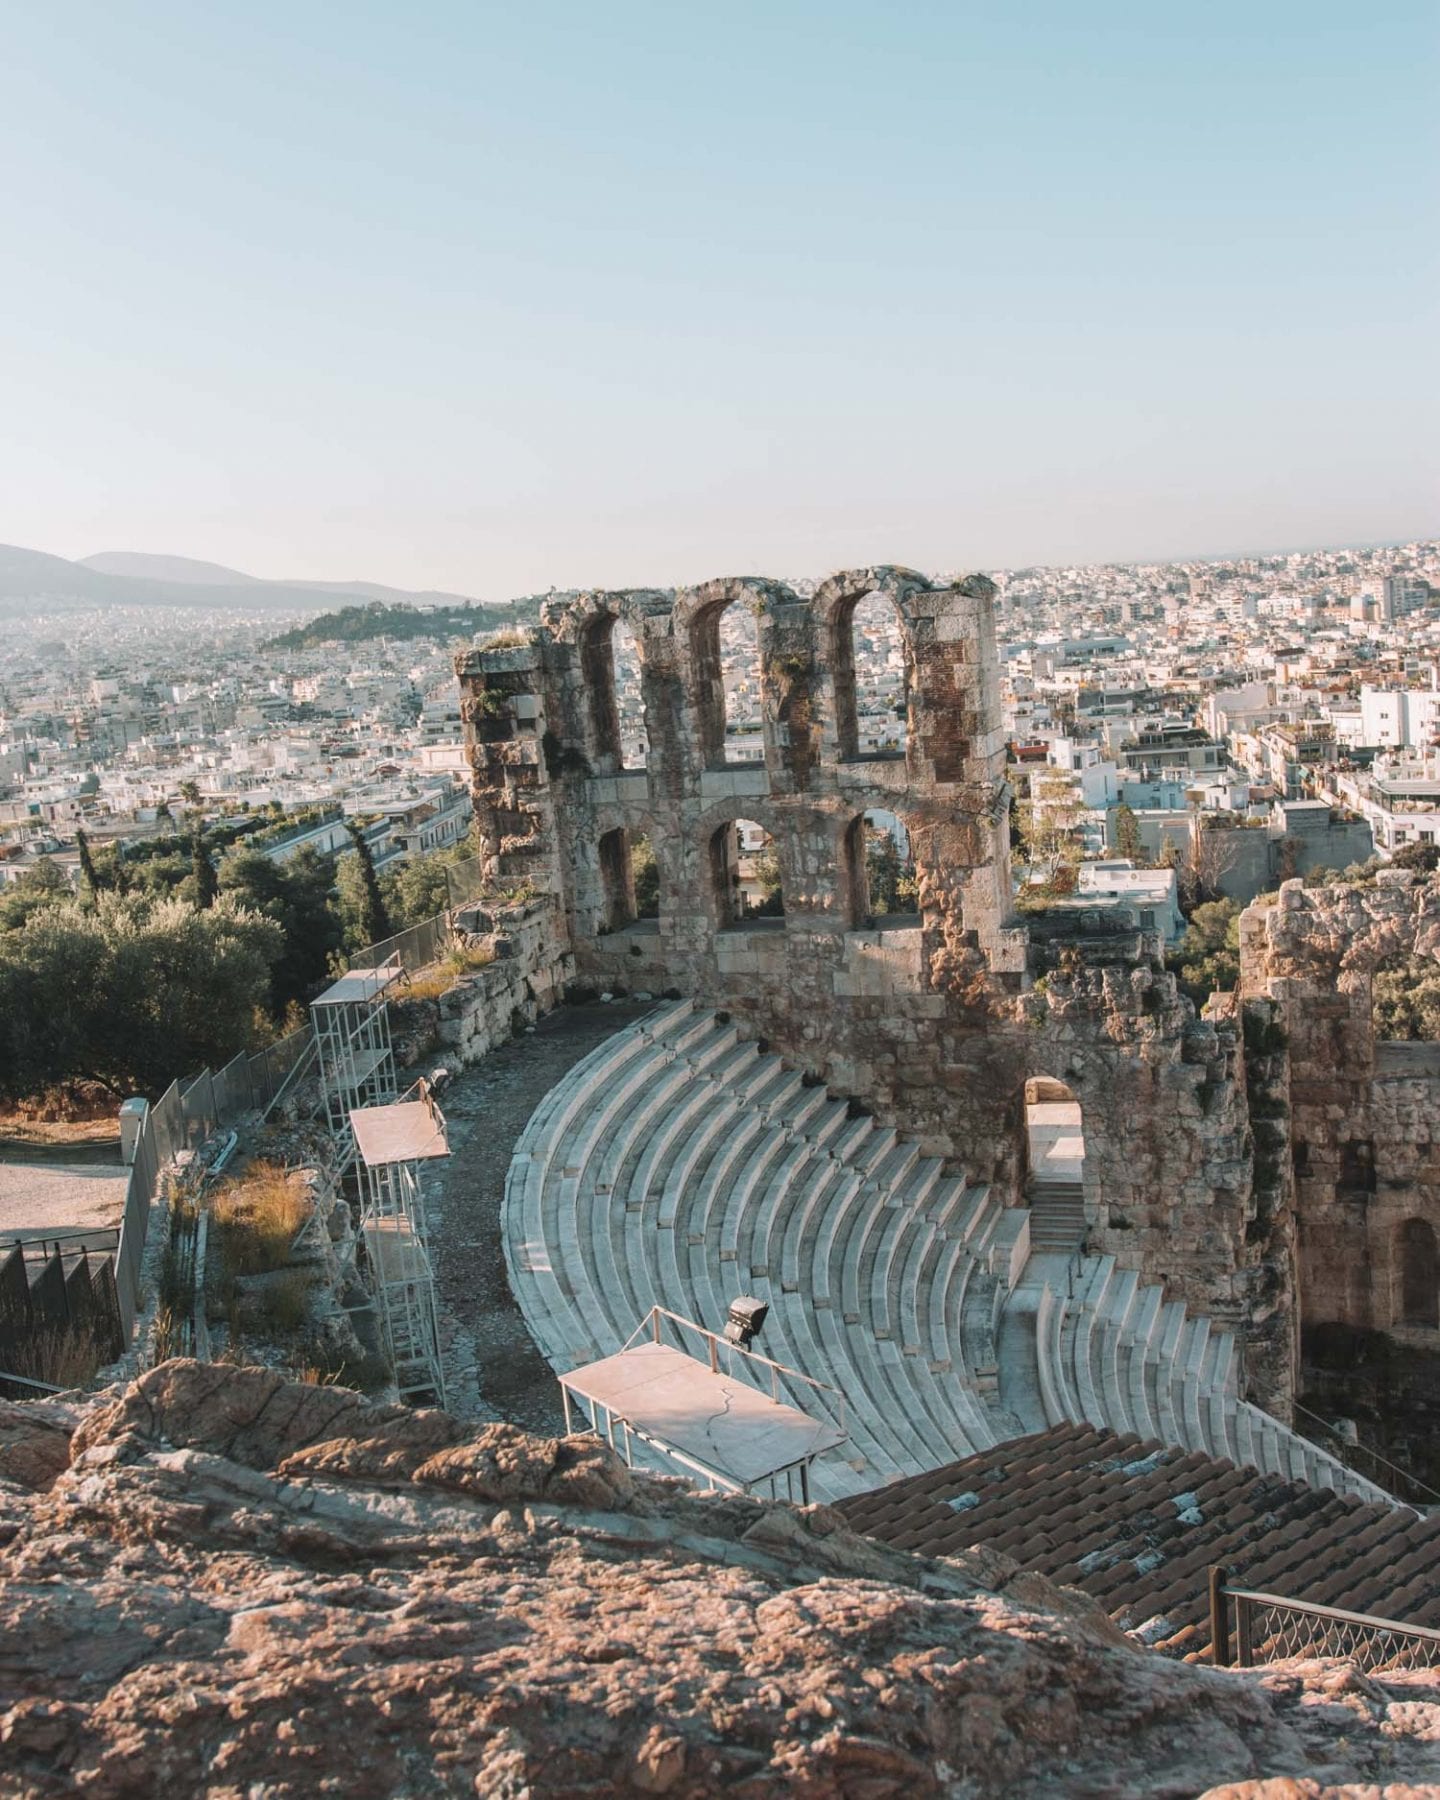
[1209,1567,1440,1671]
[624,1304,848,1438]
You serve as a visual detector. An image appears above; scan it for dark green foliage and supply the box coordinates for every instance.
[219,848,344,1013]
[1168,898,1241,1004]
[0,893,282,1100]
[191,828,219,909]
[0,859,70,932]
[1113,801,1143,864]
[264,597,540,652]
[340,824,394,951]
[75,828,103,900]
[1373,954,1440,1041]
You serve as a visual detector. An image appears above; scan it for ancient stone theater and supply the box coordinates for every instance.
[455,567,1440,1505]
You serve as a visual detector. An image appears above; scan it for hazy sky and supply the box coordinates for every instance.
[1,2,1435,596]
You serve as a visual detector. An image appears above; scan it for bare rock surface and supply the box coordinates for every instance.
[2,1362,1439,1797]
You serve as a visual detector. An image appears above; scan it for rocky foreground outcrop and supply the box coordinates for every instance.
[1,1363,1437,1798]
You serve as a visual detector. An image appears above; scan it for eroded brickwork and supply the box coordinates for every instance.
[457,570,1282,1400]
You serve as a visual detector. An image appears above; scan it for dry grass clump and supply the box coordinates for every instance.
[212,1161,311,1278]
[403,942,496,1002]
[4,1322,108,1389]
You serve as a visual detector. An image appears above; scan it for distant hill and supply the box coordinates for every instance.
[0,542,492,617]
[81,550,486,608]
[263,595,544,650]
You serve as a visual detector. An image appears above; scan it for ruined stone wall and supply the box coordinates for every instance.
[456,570,1274,1394]
[1239,873,1440,1347]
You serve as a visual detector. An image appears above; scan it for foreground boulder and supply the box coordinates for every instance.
[0,1361,1436,1797]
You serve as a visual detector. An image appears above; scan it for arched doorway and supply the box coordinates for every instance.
[1397,1218,1439,1329]
[1023,1076,1087,1251]
[691,599,763,770]
[831,588,910,762]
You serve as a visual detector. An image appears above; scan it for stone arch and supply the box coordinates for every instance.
[1022,1075,1086,1187]
[1396,1217,1439,1328]
[707,811,784,928]
[813,567,929,763]
[675,578,789,771]
[858,808,918,924]
[578,611,624,772]
[597,826,633,932]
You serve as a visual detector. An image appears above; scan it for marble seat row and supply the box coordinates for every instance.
[1025,1255,1388,1503]
[504,1002,1024,1499]
[506,1005,1390,1507]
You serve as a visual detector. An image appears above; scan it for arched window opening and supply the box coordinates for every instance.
[712,817,783,927]
[1023,1077,1086,1244]
[630,830,659,920]
[1398,1218,1439,1329]
[860,809,918,926]
[694,601,763,769]
[835,591,909,762]
[611,620,646,768]
[579,615,622,772]
[597,827,633,933]
[598,826,660,933]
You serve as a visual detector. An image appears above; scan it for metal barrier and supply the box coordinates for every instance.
[109,1025,314,1340]
[1210,1567,1440,1671]
[350,913,452,977]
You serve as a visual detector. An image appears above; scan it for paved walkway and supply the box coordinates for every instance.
[0,1159,128,1244]
[425,1000,652,1432]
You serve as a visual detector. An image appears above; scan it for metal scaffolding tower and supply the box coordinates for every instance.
[349,1081,450,1406]
[310,962,403,1165]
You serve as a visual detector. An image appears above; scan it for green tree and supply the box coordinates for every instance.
[219,847,344,1014]
[0,893,282,1100]
[1373,954,1440,1041]
[389,854,452,928]
[191,826,219,909]
[0,859,70,933]
[1168,897,1241,1006]
[179,779,202,807]
[1114,801,1143,864]
[339,824,394,951]
[75,827,103,901]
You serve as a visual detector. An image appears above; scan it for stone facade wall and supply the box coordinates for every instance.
[1239,873,1440,1343]
[456,570,1277,1394]
[435,898,572,1066]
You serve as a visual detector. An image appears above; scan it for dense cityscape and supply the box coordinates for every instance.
[4,537,1436,936]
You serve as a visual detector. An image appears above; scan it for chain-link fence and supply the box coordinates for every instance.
[1210,1568,1440,1672]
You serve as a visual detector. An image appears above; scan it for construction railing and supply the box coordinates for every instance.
[112,1024,311,1338]
[1210,1567,1440,1672]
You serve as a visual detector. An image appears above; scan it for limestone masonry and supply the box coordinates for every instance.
[457,568,1440,1430]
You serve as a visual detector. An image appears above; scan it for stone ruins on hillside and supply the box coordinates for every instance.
[456,570,1440,1443]
[3,1360,1438,1797]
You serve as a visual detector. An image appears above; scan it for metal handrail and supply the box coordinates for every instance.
[623,1304,849,1435]
[1290,1398,1440,1503]
[1210,1565,1440,1669]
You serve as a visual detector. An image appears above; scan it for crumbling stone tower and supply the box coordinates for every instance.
[458,568,1281,1405]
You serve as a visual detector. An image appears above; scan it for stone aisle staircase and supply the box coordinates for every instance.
[504,1001,1389,1505]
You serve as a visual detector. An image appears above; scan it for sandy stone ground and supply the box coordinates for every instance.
[424,999,652,1432]
[0,1159,128,1244]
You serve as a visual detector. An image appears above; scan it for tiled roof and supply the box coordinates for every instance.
[834,1421,1440,1658]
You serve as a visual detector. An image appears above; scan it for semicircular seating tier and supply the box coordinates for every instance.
[505,1001,1390,1506]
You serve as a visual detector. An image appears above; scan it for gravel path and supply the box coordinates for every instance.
[426,1000,652,1433]
[0,1159,129,1242]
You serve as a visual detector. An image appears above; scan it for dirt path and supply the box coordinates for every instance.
[426,1000,652,1432]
